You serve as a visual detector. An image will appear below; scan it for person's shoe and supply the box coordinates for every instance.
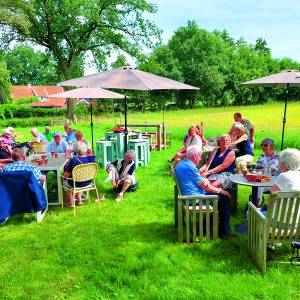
[168,158,174,163]
[66,202,75,208]
[76,201,83,206]
[115,193,124,202]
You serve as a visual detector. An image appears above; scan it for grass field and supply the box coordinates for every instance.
[0,102,300,299]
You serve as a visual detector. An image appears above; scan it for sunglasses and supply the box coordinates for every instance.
[261,143,271,147]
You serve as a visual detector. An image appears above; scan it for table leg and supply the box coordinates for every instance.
[56,168,64,206]
[157,125,161,150]
[251,186,259,207]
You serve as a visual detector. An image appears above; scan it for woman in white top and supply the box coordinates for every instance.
[172,126,202,167]
[272,148,300,192]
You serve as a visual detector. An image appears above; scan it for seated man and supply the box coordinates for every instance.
[46,132,71,158]
[31,128,47,143]
[105,150,138,202]
[63,124,76,143]
[174,145,234,238]
[2,148,46,183]
[43,126,52,142]
[63,143,95,207]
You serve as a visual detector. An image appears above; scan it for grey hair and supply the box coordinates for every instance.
[279,148,300,171]
[231,122,245,133]
[31,128,38,134]
[77,143,87,156]
[125,149,135,158]
[186,145,202,157]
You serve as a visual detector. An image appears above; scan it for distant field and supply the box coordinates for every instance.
[14,101,300,150]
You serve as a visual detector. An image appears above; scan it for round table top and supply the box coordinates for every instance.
[229,174,275,188]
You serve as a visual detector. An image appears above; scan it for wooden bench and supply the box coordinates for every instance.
[172,171,219,243]
[248,191,300,272]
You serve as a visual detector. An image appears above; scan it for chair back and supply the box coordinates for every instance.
[72,163,98,183]
[267,191,300,242]
[33,142,47,154]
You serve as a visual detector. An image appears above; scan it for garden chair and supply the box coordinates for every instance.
[61,163,101,216]
[0,170,48,224]
[173,171,218,243]
[248,191,300,272]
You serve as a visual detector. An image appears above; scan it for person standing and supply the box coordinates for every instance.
[233,112,255,148]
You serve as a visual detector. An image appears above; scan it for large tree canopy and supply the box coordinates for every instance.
[0,0,160,79]
[0,0,160,120]
[4,44,63,85]
[0,58,11,103]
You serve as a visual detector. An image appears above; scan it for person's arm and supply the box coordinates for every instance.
[199,178,230,197]
[228,134,247,147]
[63,171,72,179]
[203,151,235,177]
[271,184,281,192]
[0,158,13,163]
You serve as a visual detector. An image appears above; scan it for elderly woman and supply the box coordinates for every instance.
[229,122,253,171]
[200,134,235,189]
[272,148,300,192]
[63,143,95,207]
[256,138,280,176]
[253,138,280,206]
[169,126,202,165]
[106,150,138,202]
[72,130,93,156]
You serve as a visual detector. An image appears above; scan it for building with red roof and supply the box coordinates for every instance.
[11,85,66,108]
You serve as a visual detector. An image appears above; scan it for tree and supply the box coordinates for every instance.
[0,0,160,121]
[110,54,130,69]
[4,44,61,85]
[0,58,11,103]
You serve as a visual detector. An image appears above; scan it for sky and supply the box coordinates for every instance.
[149,0,300,62]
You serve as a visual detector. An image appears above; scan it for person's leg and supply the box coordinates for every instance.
[115,175,135,202]
[218,194,231,236]
[75,193,82,205]
[66,190,74,207]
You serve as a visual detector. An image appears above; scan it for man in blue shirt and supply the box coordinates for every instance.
[175,145,233,238]
[46,132,70,158]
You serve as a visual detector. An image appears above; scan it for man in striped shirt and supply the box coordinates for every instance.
[2,148,46,182]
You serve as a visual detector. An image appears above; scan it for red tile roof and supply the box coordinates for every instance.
[11,85,66,108]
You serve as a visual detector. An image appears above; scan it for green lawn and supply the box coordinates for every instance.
[1,102,300,299]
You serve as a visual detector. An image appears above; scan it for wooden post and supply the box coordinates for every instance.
[162,123,166,149]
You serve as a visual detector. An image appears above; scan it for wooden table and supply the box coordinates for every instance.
[116,123,166,150]
[26,153,69,205]
[229,174,275,207]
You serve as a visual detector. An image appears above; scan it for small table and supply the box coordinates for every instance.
[229,174,275,207]
[26,154,69,205]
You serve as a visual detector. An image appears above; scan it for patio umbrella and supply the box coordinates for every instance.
[241,70,300,150]
[59,67,199,151]
[48,87,124,152]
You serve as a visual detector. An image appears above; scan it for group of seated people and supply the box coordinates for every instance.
[171,112,300,238]
[0,124,138,208]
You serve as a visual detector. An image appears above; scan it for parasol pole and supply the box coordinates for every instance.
[90,101,94,153]
[281,83,289,151]
[124,94,128,152]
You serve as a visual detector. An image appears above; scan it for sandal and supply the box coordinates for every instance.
[115,193,124,202]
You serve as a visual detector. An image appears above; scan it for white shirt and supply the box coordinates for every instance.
[274,171,300,191]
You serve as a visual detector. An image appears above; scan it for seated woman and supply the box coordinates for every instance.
[72,130,93,156]
[105,150,138,202]
[254,138,280,206]
[228,122,253,171]
[169,126,202,165]
[199,134,235,189]
[195,124,207,146]
[63,143,95,207]
[272,148,300,192]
